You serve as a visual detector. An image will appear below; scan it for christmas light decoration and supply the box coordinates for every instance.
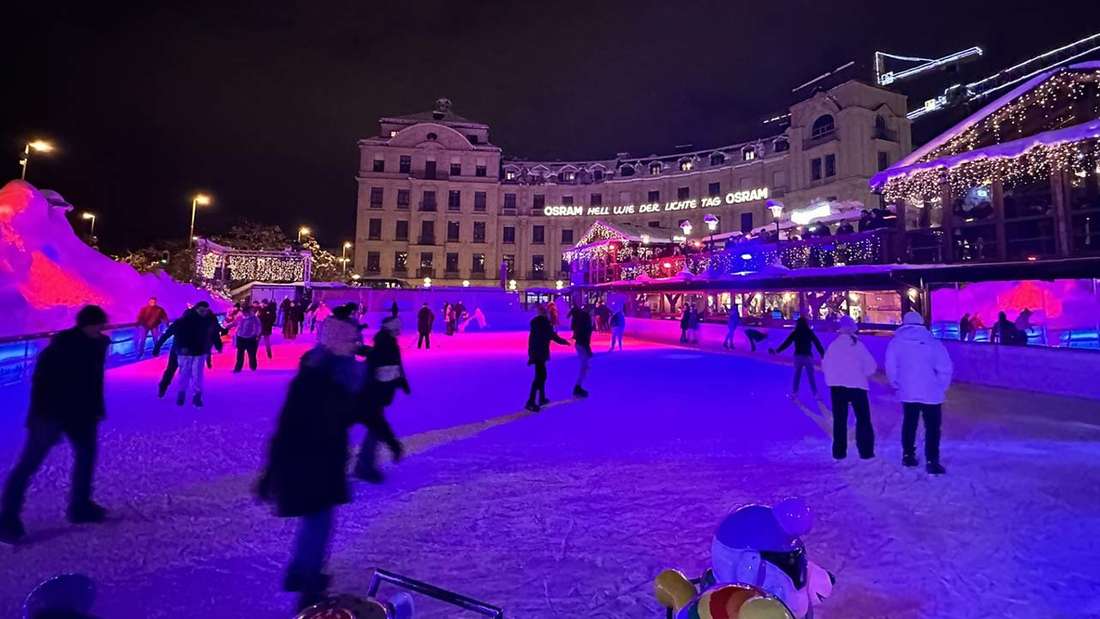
[193,239,311,285]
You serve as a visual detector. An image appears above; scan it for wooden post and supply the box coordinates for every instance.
[939,184,954,263]
[991,180,1008,261]
[1051,170,1072,257]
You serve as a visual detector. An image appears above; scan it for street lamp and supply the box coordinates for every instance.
[81,212,97,237]
[298,226,311,243]
[341,256,350,276]
[19,140,54,181]
[679,220,693,236]
[767,199,785,240]
[189,193,212,247]
[703,214,719,249]
[341,240,352,269]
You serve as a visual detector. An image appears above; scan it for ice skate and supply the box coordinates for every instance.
[0,513,25,545]
[902,454,919,467]
[927,462,946,475]
[538,396,551,406]
[192,393,204,408]
[524,400,540,413]
[67,501,108,524]
[573,385,588,398]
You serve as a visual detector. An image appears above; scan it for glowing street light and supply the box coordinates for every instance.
[19,140,55,181]
[767,199,785,239]
[81,212,97,237]
[298,226,311,243]
[423,276,432,288]
[679,220,693,236]
[189,193,212,247]
[340,256,350,276]
[703,213,719,249]
[462,280,471,287]
[341,240,353,271]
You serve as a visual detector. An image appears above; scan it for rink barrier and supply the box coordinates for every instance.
[366,568,505,617]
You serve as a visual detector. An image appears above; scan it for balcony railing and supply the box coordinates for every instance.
[804,130,838,149]
[527,270,547,280]
[873,127,899,142]
[418,202,437,212]
[416,236,436,245]
[416,268,436,279]
[392,267,408,276]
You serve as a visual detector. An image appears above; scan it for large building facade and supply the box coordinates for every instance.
[355,82,912,287]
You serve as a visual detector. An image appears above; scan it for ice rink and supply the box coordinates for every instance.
[1,330,1098,618]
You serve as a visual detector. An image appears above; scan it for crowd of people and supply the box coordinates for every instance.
[959,308,1034,345]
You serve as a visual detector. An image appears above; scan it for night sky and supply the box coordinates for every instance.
[8,1,1100,252]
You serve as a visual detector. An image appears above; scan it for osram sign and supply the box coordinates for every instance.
[543,187,768,217]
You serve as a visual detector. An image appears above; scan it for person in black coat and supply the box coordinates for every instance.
[170,302,219,407]
[416,303,434,349]
[526,304,569,412]
[354,316,409,483]
[256,342,360,610]
[770,316,826,398]
[568,304,594,398]
[154,309,189,398]
[259,301,278,358]
[1,306,111,544]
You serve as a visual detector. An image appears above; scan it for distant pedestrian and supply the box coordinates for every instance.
[595,303,611,332]
[609,306,625,351]
[679,305,692,343]
[354,316,409,483]
[0,305,111,544]
[822,317,878,460]
[569,304,593,397]
[722,306,741,350]
[260,301,277,358]
[886,311,954,475]
[233,304,262,373]
[311,301,332,334]
[134,296,168,359]
[154,309,189,398]
[958,313,972,342]
[771,317,825,399]
[690,305,702,343]
[172,301,218,407]
[744,328,767,352]
[417,303,434,349]
[547,300,559,328]
[443,303,455,336]
[526,304,570,412]
[283,301,300,340]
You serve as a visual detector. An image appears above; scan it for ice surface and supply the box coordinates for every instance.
[0,331,1098,618]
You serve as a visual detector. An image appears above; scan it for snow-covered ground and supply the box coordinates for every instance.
[1,330,1098,618]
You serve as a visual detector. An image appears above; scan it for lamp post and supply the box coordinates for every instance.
[189,193,212,247]
[341,241,352,272]
[767,199,784,240]
[81,212,97,237]
[341,257,350,276]
[298,226,311,243]
[19,140,54,181]
[703,214,719,249]
[679,220,693,237]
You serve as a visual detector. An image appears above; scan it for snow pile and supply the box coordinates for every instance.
[0,180,226,336]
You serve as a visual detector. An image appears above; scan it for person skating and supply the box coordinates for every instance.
[260,300,277,358]
[609,306,625,351]
[283,301,301,340]
[205,313,227,369]
[569,304,594,397]
[172,301,218,407]
[354,316,409,483]
[526,304,570,412]
[822,317,878,460]
[154,308,190,397]
[547,300,559,328]
[886,311,954,475]
[256,315,362,611]
[417,303,434,349]
[0,306,111,544]
[771,317,825,399]
[722,306,741,350]
[134,296,168,359]
[233,304,262,372]
[679,305,691,343]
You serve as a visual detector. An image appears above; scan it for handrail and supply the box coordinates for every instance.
[366,568,504,618]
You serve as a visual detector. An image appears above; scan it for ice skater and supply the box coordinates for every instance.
[417,302,434,349]
[260,300,277,358]
[608,306,625,351]
[679,305,692,343]
[0,306,111,544]
[256,312,362,611]
[233,304,262,372]
[722,306,740,350]
[569,304,593,397]
[526,304,570,412]
[134,296,168,359]
[173,301,218,407]
[354,316,409,483]
[822,317,878,460]
[886,311,954,475]
[771,317,825,399]
[154,310,186,398]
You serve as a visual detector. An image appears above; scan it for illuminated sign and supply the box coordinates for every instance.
[543,187,768,217]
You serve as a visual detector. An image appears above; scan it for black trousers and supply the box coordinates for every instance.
[528,361,547,403]
[417,333,430,349]
[355,407,400,475]
[2,418,98,515]
[831,386,875,459]
[158,349,179,393]
[902,402,942,463]
[234,337,259,371]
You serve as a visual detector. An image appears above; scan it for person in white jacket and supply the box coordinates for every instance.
[885,311,954,475]
[822,316,878,460]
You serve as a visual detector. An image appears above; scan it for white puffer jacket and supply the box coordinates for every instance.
[822,334,877,390]
[885,319,954,405]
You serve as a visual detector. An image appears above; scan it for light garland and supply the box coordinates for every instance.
[194,240,311,284]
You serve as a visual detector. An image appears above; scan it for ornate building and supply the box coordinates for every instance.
[355,83,911,287]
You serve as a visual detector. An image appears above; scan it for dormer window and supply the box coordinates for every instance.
[710,153,726,166]
[426,132,438,141]
[649,162,662,176]
[773,138,790,152]
[467,134,480,144]
[619,165,635,177]
[505,169,517,181]
[389,130,398,138]
[679,159,694,172]
[561,170,576,182]
[593,169,604,181]
[742,147,756,161]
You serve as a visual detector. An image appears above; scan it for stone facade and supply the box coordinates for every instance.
[355,84,912,287]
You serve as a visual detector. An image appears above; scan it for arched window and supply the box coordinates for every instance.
[649,162,662,176]
[426,132,438,141]
[679,159,693,172]
[710,152,726,166]
[811,115,835,139]
[773,138,790,153]
[619,165,635,177]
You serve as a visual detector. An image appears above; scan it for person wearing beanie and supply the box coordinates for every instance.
[822,316,878,460]
[354,316,409,483]
[1,305,111,544]
[886,311,954,475]
[771,316,826,399]
[171,301,219,407]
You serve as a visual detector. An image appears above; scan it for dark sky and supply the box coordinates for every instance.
[7,0,1100,252]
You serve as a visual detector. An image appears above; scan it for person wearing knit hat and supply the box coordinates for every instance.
[886,311,954,475]
[1,305,111,544]
[822,316,878,460]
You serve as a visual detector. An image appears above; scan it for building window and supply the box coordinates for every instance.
[503,254,515,276]
[424,160,437,179]
[474,192,487,211]
[366,251,380,273]
[740,212,754,233]
[708,182,721,197]
[372,158,385,173]
[473,221,486,243]
[447,221,460,242]
[648,190,660,203]
[743,147,756,161]
[710,153,726,166]
[505,169,517,181]
[419,220,434,244]
[619,165,635,177]
[397,190,410,209]
[448,190,461,211]
[590,193,602,206]
[877,151,890,171]
[811,115,835,139]
[532,255,545,272]
[467,134,480,145]
[445,252,459,273]
[420,252,434,269]
[560,170,575,182]
[562,195,574,206]
[677,186,690,200]
[649,162,662,175]
[389,130,398,138]
[648,221,661,228]
[368,218,382,240]
[679,159,693,172]
[533,225,545,244]
[561,229,574,244]
[399,156,411,174]
[504,193,516,209]
[369,187,384,209]
[825,154,836,177]
[475,164,487,177]
[533,194,545,211]
[472,253,486,273]
[811,158,822,181]
[503,226,515,244]
[426,132,438,141]
[395,220,409,241]
[450,162,462,177]
[394,251,408,271]
[421,191,437,211]
[560,259,570,274]
[773,138,790,152]
[593,169,604,181]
